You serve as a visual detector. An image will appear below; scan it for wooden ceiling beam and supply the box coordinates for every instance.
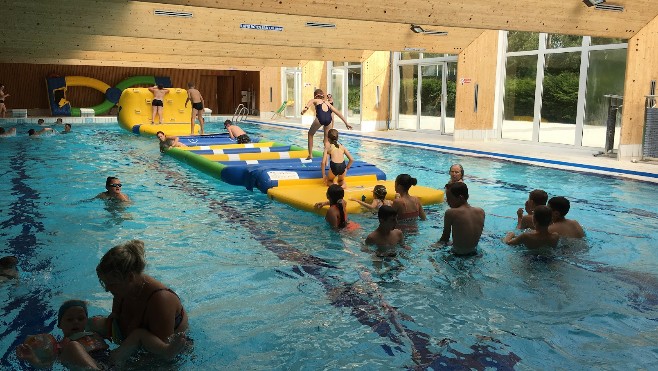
[0,56,266,71]
[146,0,657,38]
[0,33,370,62]
[2,1,481,54]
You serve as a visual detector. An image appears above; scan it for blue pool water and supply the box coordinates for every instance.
[1,121,657,370]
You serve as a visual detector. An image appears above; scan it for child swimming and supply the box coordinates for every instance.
[351,185,393,211]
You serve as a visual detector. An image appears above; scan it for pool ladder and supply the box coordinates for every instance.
[232,104,249,122]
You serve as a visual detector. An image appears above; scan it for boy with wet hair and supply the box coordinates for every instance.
[547,196,585,238]
[504,205,559,249]
[365,206,409,257]
[438,182,485,256]
[516,189,549,230]
[224,120,251,144]
[0,255,19,283]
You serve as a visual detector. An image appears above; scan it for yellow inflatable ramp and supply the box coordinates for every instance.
[118,87,196,135]
[181,142,276,151]
[199,150,309,162]
[267,175,444,215]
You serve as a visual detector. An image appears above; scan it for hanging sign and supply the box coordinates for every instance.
[240,23,283,31]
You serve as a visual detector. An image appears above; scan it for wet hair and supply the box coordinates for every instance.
[373,185,387,200]
[447,182,469,201]
[313,88,324,98]
[327,184,346,228]
[37,119,45,124]
[105,176,120,187]
[224,120,232,127]
[450,164,464,180]
[529,189,548,206]
[377,205,397,221]
[28,129,36,136]
[156,131,165,136]
[64,124,71,129]
[187,82,195,88]
[157,84,164,90]
[96,240,146,279]
[55,118,62,123]
[533,205,552,227]
[548,196,570,217]
[328,129,339,148]
[58,300,87,326]
[0,128,4,134]
[0,255,18,268]
[395,174,418,192]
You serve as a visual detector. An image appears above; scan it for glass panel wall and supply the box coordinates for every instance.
[444,62,458,134]
[502,55,537,141]
[582,48,627,148]
[401,52,421,60]
[284,71,298,117]
[398,65,418,130]
[507,31,540,52]
[539,52,581,144]
[546,34,582,49]
[419,64,442,130]
[591,37,626,45]
[423,53,443,59]
[331,69,345,112]
[347,67,362,122]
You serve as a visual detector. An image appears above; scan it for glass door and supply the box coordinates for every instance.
[331,69,345,115]
[420,64,443,130]
[398,64,418,130]
[284,70,301,118]
[444,62,458,134]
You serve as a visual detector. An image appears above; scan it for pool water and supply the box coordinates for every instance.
[1,121,657,370]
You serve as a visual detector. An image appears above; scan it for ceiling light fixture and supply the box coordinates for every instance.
[410,24,425,34]
[582,0,605,7]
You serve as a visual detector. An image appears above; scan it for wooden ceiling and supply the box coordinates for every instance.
[1,0,656,71]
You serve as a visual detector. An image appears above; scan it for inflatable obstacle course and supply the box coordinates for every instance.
[46,75,171,117]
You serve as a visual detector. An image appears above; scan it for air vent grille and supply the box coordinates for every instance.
[305,22,336,29]
[154,9,194,18]
[595,3,624,12]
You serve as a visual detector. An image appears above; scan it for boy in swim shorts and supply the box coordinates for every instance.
[224,120,251,144]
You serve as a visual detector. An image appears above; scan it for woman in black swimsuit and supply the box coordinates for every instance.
[94,240,188,353]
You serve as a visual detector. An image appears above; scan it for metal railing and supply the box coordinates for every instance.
[231,104,249,122]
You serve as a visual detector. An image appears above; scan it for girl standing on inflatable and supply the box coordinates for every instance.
[301,89,352,160]
[321,129,354,188]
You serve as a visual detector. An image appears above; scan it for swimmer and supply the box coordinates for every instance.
[62,124,72,134]
[351,184,393,211]
[392,174,426,230]
[365,206,409,258]
[437,182,485,256]
[445,164,464,187]
[28,128,55,136]
[185,82,205,135]
[0,127,17,137]
[504,205,559,249]
[547,196,585,238]
[156,131,187,152]
[516,189,548,230]
[0,255,18,283]
[301,88,352,160]
[96,177,130,202]
[314,184,349,228]
[224,120,251,144]
[321,129,354,188]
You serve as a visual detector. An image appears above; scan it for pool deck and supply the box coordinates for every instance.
[2,114,657,183]
[251,117,658,184]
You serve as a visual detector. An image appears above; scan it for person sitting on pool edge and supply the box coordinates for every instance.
[504,205,559,250]
[547,196,585,239]
[516,189,548,230]
[223,120,251,144]
[365,206,410,258]
[437,182,485,256]
[96,177,130,202]
[156,131,187,152]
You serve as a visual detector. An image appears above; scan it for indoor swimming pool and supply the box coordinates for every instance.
[1,121,657,370]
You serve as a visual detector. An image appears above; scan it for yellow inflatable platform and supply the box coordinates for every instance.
[267,175,444,215]
[118,88,196,136]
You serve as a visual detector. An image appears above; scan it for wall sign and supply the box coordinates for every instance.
[240,23,283,31]
[460,78,472,85]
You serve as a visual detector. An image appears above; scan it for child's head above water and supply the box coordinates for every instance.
[326,184,344,205]
[529,189,548,206]
[373,185,387,200]
[532,205,553,228]
[548,196,570,217]
[58,300,88,336]
[377,205,397,225]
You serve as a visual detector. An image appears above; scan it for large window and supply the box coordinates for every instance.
[502,32,627,148]
[398,65,418,130]
[330,62,362,124]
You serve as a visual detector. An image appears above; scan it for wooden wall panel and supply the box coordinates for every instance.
[259,67,282,114]
[301,61,327,108]
[361,51,391,122]
[454,31,499,131]
[0,63,259,115]
[620,16,658,147]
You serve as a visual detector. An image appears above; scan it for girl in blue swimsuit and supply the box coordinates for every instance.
[301,89,352,160]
